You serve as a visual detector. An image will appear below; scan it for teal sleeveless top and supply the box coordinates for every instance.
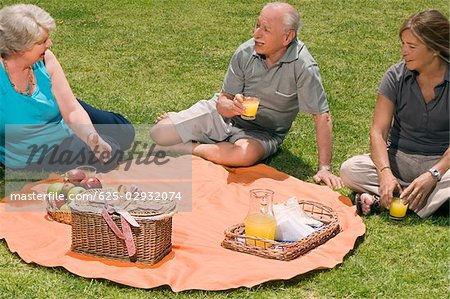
[0,60,72,168]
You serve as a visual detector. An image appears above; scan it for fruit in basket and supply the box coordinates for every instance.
[80,177,102,189]
[55,198,66,209]
[47,182,65,208]
[64,169,86,185]
[61,182,76,199]
[67,186,86,201]
[47,182,64,196]
[59,204,71,212]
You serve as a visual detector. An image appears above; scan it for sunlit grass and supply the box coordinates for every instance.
[0,0,448,298]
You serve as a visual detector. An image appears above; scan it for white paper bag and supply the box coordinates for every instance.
[273,197,323,242]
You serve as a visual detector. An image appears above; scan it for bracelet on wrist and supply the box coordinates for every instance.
[379,166,390,173]
[86,131,96,143]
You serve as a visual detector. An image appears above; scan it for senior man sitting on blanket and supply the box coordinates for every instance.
[150,2,342,189]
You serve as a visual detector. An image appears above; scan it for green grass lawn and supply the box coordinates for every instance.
[0,0,448,298]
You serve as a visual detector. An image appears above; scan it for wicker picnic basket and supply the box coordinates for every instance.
[70,189,176,265]
[221,200,341,261]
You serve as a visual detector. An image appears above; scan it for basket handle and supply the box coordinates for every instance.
[101,208,137,257]
[102,209,125,239]
[120,216,136,257]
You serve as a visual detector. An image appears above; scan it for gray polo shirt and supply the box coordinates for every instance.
[222,38,329,143]
[378,61,449,155]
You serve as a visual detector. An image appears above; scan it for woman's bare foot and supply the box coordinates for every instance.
[356,193,380,216]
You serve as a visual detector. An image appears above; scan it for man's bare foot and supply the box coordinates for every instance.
[154,112,170,124]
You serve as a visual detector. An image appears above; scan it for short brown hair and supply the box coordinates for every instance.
[400,9,449,63]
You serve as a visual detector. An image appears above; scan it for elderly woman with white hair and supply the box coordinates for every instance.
[0,4,134,172]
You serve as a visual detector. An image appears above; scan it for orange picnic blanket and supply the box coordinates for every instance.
[0,156,364,291]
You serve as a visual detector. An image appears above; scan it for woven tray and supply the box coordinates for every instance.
[221,200,341,261]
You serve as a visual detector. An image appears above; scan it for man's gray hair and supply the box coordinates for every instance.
[0,4,55,56]
[263,2,301,35]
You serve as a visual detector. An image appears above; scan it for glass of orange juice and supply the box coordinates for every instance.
[244,189,276,247]
[241,96,260,120]
[389,197,408,220]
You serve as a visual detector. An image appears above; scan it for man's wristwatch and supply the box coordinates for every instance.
[318,165,332,172]
[428,167,441,182]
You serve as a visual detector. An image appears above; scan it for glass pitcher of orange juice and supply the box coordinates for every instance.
[244,189,277,247]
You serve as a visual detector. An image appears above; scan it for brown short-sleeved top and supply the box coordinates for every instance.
[378,61,449,155]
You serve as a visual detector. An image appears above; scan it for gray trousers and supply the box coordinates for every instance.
[340,149,449,218]
[167,95,279,160]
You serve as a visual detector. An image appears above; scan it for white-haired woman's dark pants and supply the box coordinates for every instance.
[21,100,135,173]
[340,149,449,218]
